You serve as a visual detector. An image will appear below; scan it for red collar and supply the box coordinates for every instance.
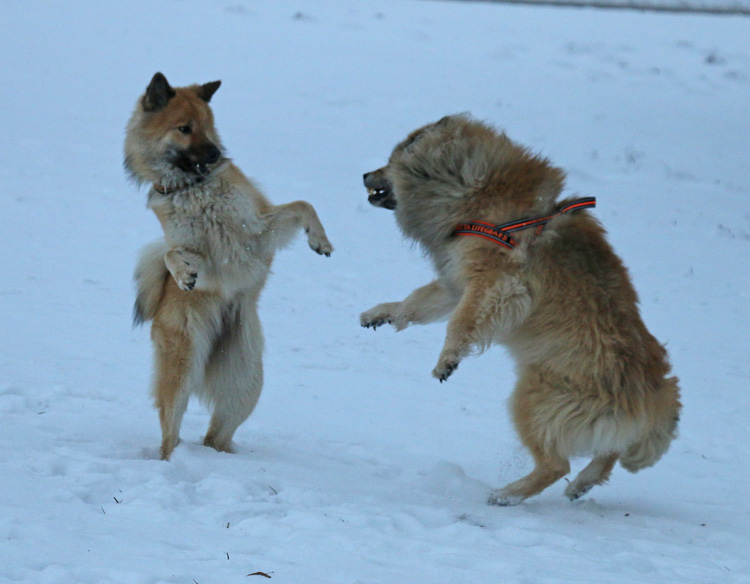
[453,197,596,250]
[153,182,186,195]
[153,177,205,195]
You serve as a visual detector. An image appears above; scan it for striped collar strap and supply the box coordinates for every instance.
[453,197,596,250]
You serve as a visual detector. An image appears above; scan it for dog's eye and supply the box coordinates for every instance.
[177,125,192,135]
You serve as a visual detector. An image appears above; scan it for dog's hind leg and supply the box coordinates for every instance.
[151,281,218,460]
[203,352,262,454]
[489,448,571,506]
[203,301,263,453]
[564,453,619,501]
[489,368,570,505]
[152,325,195,461]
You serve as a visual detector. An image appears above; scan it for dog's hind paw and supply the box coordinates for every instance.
[564,479,594,501]
[565,487,591,501]
[204,434,235,454]
[487,489,525,507]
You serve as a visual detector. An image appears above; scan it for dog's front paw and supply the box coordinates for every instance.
[167,262,198,291]
[360,302,402,330]
[307,229,333,257]
[168,261,198,291]
[174,269,198,291]
[432,360,459,383]
[165,249,199,291]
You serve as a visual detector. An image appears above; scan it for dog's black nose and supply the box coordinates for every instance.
[206,145,221,164]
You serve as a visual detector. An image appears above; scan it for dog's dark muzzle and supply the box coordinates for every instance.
[363,170,397,210]
[173,143,222,176]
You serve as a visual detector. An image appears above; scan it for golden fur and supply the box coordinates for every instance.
[361,114,680,504]
[126,73,333,460]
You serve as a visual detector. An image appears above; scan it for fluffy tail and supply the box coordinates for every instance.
[133,240,170,325]
[620,376,681,472]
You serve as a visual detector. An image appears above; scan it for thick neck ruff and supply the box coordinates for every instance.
[453,197,596,250]
[152,159,229,195]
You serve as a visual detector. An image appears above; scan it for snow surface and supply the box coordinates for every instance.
[463,0,750,16]
[1,1,749,583]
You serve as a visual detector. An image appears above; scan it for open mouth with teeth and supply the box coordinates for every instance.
[364,170,397,210]
[367,187,396,210]
[367,187,389,205]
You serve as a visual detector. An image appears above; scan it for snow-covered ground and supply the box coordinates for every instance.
[1,1,749,583]
[468,0,750,16]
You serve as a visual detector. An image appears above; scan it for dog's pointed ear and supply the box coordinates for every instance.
[199,80,221,103]
[142,72,176,112]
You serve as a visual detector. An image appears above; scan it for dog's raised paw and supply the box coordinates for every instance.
[432,361,458,382]
[184,274,198,290]
[308,232,333,256]
[165,249,199,291]
[360,303,401,330]
[312,243,333,257]
[361,317,391,330]
[176,270,198,291]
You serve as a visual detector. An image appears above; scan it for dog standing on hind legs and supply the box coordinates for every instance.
[125,72,333,460]
[360,114,681,505]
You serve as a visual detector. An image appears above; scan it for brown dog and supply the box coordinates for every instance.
[361,114,680,504]
[125,73,333,460]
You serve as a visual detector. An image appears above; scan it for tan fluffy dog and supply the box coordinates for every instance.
[125,73,333,460]
[361,114,680,504]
